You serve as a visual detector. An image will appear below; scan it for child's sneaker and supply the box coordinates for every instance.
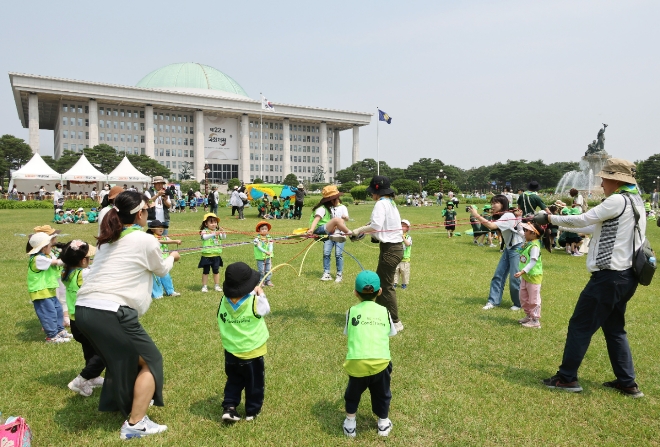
[377,418,393,437]
[214,285,222,292]
[201,285,208,293]
[489,244,497,247]
[522,319,541,328]
[393,283,398,288]
[482,302,495,310]
[222,407,241,422]
[343,417,356,438]
[68,375,93,397]
[510,306,521,311]
[58,330,74,339]
[320,272,333,281]
[87,376,104,388]
[45,335,69,344]
[245,414,258,421]
[168,291,181,297]
[119,415,167,439]
[265,281,275,287]
[401,284,407,290]
[153,296,163,300]
[335,274,343,283]
[328,233,347,243]
[518,316,532,324]
[393,321,404,332]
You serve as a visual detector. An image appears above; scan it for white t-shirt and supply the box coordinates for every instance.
[494,212,524,247]
[330,204,349,220]
[370,198,403,243]
[554,193,646,272]
[504,192,513,208]
[53,189,63,206]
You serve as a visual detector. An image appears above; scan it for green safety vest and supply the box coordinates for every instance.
[346,301,391,361]
[309,207,331,229]
[519,239,543,284]
[402,234,412,262]
[26,254,60,301]
[63,268,83,320]
[217,294,269,355]
[201,229,223,256]
[254,235,273,261]
[155,235,169,259]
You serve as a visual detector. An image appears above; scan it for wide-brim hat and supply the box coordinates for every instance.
[28,232,56,255]
[320,185,343,203]
[554,200,567,207]
[256,221,271,232]
[446,202,454,208]
[483,204,492,210]
[597,158,637,185]
[33,225,60,235]
[520,222,540,235]
[148,219,169,228]
[152,176,166,184]
[527,181,541,191]
[108,185,124,200]
[203,212,219,222]
[366,176,395,196]
[77,208,84,212]
[297,184,304,189]
[223,262,262,298]
[401,219,411,227]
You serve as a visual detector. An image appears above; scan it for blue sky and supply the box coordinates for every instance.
[2,0,658,170]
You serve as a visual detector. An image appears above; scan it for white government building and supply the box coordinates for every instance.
[9,62,371,183]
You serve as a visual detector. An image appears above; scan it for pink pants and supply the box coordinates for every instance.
[519,278,541,319]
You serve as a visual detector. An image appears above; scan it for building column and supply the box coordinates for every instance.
[88,99,99,148]
[28,93,39,154]
[194,110,205,183]
[334,129,341,174]
[283,118,290,178]
[145,105,154,158]
[320,122,328,182]
[352,126,360,164]
[240,114,249,182]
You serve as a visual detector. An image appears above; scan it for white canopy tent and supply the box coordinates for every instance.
[106,156,151,189]
[61,154,107,194]
[8,153,62,194]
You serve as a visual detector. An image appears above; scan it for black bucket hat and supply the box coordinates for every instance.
[148,220,169,228]
[223,262,262,298]
[366,176,395,196]
[527,181,540,191]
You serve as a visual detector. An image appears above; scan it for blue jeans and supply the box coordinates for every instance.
[487,243,522,307]
[152,273,175,298]
[33,297,64,338]
[257,258,272,283]
[323,239,344,274]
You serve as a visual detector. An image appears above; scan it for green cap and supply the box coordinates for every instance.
[355,270,380,293]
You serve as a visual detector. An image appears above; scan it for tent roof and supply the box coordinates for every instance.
[61,154,107,181]
[107,156,151,182]
[10,153,62,180]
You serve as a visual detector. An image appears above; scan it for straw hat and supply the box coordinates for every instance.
[28,232,56,255]
[597,158,637,185]
[255,221,271,232]
[152,176,166,184]
[108,185,124,200]
[33,225,60,235]
[320,185,343,203]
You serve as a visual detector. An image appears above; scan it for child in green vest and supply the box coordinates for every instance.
[147,220,182,298]
[270,195,281,215]
[282,197,291,218]
[394,219,412,289]
[199,213,226,292]
[442,202,457,238]
[514,222,546,328]
[253,221,274,287]
[343,270,397,438]
[26,232,71,343]
[87,207,98,223]
[59,240,105,397]
[307,185,354,242]
[217,262,271,422]
[54,209,65,224]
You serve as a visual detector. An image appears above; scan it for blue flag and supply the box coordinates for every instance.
[378,109,392,124]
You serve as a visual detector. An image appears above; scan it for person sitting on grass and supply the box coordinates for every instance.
[307,185,354,243]
[87,207,98,223]
[54,209,65,224]
[217,262,272,423]
[342,270,397,439]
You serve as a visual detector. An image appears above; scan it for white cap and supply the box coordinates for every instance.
[401,219,411,226]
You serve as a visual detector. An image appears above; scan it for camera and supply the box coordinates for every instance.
[465,205,474,212]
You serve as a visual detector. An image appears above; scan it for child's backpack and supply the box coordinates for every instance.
[1,417,32,446]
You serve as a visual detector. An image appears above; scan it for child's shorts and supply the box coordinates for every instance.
[198,256,223,274]
[313,225,329,236]
[444,224,456,231]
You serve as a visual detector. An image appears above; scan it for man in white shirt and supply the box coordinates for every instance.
[145,176,172,233]
[538,158,646,397]
[52,183,64,211]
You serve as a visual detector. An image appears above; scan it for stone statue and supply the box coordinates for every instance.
[584,124,608,156]
[312,165,325,183]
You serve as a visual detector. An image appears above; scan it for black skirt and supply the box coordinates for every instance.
[75,305,164,417]
[198,256,223,269]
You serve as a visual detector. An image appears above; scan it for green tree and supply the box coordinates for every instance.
[228,178,241,189]
[335,158,389,184]
[54,150,81,173]
[392,179,421,194]
[253,178,264,184]
[126,154,171,179]
[637,153,660,192]
[425,179,441,195]
[0,134,33,181]
[85,144,122,173]
[338,181,358,193]
[178,161,193,180]
[350,185,368,201]
[42,155,57,171]
[283,173,299,187]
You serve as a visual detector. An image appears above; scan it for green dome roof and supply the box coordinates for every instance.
[136,63,248,98]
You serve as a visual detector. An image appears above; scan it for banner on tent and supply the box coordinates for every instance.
[204,116,238,161]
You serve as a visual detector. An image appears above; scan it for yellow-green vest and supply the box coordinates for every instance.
[346,301,391,360]
[217,294,269,355]
[26,254,60,301]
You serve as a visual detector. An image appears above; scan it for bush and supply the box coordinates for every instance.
[62,199,99,209]
[0,200,53,209]
[228,178,241,190]
[392,179,421,194]
[350,185,369,201]
[338,181,358,193]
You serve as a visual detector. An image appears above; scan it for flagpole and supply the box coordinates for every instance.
[260,92,263,181]
[376,107,380,176]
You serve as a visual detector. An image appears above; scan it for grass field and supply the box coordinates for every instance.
[1,204,659,446]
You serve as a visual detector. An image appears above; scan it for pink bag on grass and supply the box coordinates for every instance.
[0,417,32,447]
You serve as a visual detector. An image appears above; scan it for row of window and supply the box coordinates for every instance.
[249,122,334,134]
[62,131,87,139]
[99,121,144,131]
[153,124,193,134]
[62,104,88,114]
[248,132,321,143]
[154,113,193,122]
[61,143,144,156]
[251,164,284,172]
[99,133,144,143]
[62,117,88,127]
[155,149,194,158]
[99,107,143,118]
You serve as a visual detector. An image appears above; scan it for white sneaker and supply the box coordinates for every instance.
[68,375,93,397]
[320,273,333,281]
[87,376,104,388]
[168,291,181,297]
[393,321,404,332]
[58,330,74,339]
[377,418,393,437]
[328,233,347,243]
[343,417,356,438]
[215,285,222,292]
[335,274,343,283]
[483,302,495,310]
[510,306,521,311]
[489,244,497,248]
[119,415,167,440]
[201,285,208,293]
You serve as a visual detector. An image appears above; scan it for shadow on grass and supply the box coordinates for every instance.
[470,361,592,393]
[311,397,369,438]
[189,395,247,429]
[37,368,79,389]
[323,312,347,328]
[477,313,520,327]
[53,390,124,433]
[458,296,488,307]
[16,318,45,342]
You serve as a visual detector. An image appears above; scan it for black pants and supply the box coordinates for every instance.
[344,362,392,418]
[70,320,105,380]
[222,351,265,416]
[376,242,403,323]
[557,269,639,387]
[294,202,304,219]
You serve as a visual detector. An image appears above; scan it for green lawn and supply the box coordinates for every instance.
[1,205,659,446]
